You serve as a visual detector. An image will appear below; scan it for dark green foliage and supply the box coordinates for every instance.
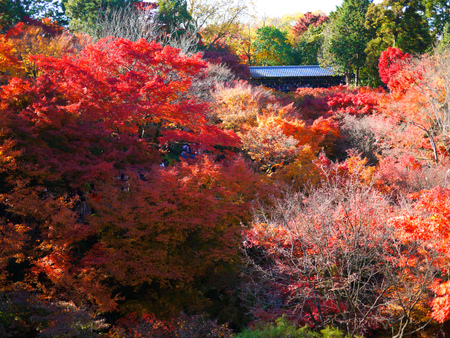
[252,26,293,66]
[64,0,130,31]
[0,0,26,30]
[293,24,327,65]
[157,0,193,34]
[422,0,450,38]
[320,0,373,85]
[0,0,66,31]
[364,0,432,85]
[234,317,352,338]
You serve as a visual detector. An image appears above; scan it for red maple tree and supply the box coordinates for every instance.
[0,37,259,315]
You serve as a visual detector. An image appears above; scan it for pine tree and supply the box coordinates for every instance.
[320,0,372,85]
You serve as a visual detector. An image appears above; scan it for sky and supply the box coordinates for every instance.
[252,0,344,18]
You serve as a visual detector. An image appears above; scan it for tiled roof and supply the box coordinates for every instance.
[249,65,336,78]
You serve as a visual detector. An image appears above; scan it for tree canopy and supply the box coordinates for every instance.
[320,0,372,85]
[252,25,292,66]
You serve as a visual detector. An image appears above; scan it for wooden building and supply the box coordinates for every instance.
[249,65,345,91]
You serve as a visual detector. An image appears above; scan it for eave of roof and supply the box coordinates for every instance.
[249,65,336,78]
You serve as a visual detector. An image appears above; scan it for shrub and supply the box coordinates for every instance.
[234,316,352,338]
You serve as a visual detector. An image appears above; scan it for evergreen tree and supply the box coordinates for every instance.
[0,0,66,31]
[0,0,26,30]
[364,0,432,86]
[421,0,450,38]
[436,23,450,52]
[320,0,372,85]
[157,0,193,34]
[366,0,432,53]
[64,0,130,31]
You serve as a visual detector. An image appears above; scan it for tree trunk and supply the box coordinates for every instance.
[345,72,351,85]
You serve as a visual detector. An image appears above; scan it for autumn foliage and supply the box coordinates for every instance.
[378,47,411,89]
[390,187,450,323]
[0,19,79,82]
[1,24,450,337]
[243,181,398,335]
[0,35,258,323]
[292,12,329,40]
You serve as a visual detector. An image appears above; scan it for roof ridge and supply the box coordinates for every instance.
[249,65,322,68]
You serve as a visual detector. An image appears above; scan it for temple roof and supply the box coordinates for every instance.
[249,65,336,78]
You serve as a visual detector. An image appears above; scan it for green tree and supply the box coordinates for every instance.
[366,0,432,52]
[436,23,450,51]
[27,0,67,24]
[64,0,129,31]
[157,0,193,33]
[252,25,293,66]
[292,20,328,65]
[421,0,450,38]
[0,0,66,31]
[364,0,432,86]
[320,0,372,86]
[0,0,26,30]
